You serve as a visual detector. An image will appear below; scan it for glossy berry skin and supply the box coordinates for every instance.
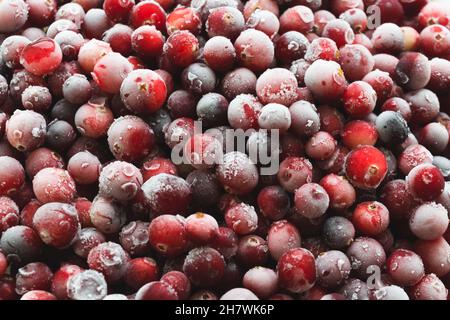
[20,38,62,76]
[164,31,199,68]
[344,146,388,190]
[341,120,378,149]
[125,257,159,290]
[352,201,390,236]
[129,1,166,31]
[103,0,135,23]
[277,248,316,294]
[131,25,164,58]
[33,202,80,249]
[148,214,188,257]
[406,164,445,202]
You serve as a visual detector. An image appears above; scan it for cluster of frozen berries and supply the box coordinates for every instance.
[0,0,450,300]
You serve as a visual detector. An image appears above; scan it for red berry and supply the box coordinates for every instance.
[277,248,316,293]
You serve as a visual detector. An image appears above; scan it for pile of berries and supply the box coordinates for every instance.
[0,0,450,300]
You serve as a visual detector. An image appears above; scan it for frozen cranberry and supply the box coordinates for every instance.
[339,44,374,81]
[409,202,448,241]
[130,0,166,30]
[371,23,404,54]
[196,93,229,128]
[62,74,92,106]
[108,115,155,163]
[322,19,355,48]
[403,88,440,126]
[67,270,107,300]
[20,38,62,76]
[0,252,7,277]
[33,202,79,248]
[46,19,79,39]
[379,179,417,221]
[78,39,112,73]
[131,25,164,59]
[16,262,53,295]
[25,149,63,181]
[216,151,259,195]
[87,242,129,283]
[0,0,29,33]
[50,264,83,300]
[148,214,188,257]
[183,247,225,288]
[277,157,313,193]
[395,52,431,91]
[1,36,30,70]
[352,201,390,236]
[72,228,106,259]
[185,212,219,244]
[341,120,377,149]
[411,273,447,301]
[242,267,277,299]
[103,0,134,23]
[257,186,289,221]
[386,249,424,287]
[164,31,199,68]
[322,216,354,250]
[346,237,386,279]
[398,144,433,176]
[181,62,217,95]
[82,8,111,39]
[277,248,316,293]
[344,145,388,190]
[32,168,76,204]
[203,36,236,74]
[304,60,347,102]
[220,68,257,100]
[67,152,101,185]
[418,1,450,29]
[124,257,159,290]
[267,220,302,261]
[0,197,19,232]
[90,195,126,234]
[45,120,77,152]
[406,164,445,202]
[0,225,42,264]
[224,203,258,236]
[236,235,269,267]
[92,52,133,94]
[46,61,81,99]
[20,86,52,114]
[20,290,56,300]
[136,281,179,300]
[342,81,377,117]
[274,32,308,65]
[246,9,279,39]
[256,68,298,106]
[420,25,450,59]
[381,97,412,122]
[206,6,244,40]
[74,99,113,139]
[98,161,142,202]
[304,38,339,64]
[220,287,258,300]
[141,158,177,183]
[101,25,132,57]
[415,237,450,277]
[234,29,274,73]
[73,197,93,228]
[6,110,46,152]
[279,5,314,34]
[227,94,262,130]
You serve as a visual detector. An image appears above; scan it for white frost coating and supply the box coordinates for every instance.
[67,270,107,300]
